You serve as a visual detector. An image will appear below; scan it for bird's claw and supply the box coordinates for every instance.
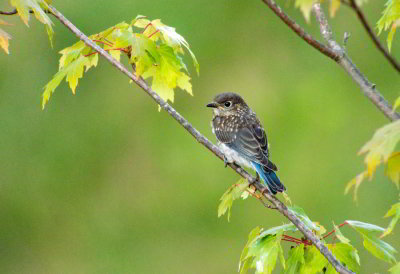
[223,155,229,168]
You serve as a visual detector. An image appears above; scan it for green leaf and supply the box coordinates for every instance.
[377,0,400,51]
[133,17,199,74]
[217,179,249,221]
[382,202,400,237]
[240,226,261,272]
[295,0,318,23]
[288,205,319,231]
[333,223,350,244]
[259,223,297,237]
[284,244,305,274]
[389,262,400,274]
[327,243,360,273]
[394,96,400,112]
[42,56,94,109]
[247,233,284,274]
[344,171,367,203]
[346,220,398,264]
[299,245,328,274]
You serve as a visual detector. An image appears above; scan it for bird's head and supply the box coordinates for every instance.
[206,92,249,116]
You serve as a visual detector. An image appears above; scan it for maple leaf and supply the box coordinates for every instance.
[0,28,11,54]
[42,55,97,109]
[377,0,400,51]
[9,0,54,46]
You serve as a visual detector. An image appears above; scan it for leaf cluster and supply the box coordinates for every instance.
[41,16,198,109]
[1,0,53,54]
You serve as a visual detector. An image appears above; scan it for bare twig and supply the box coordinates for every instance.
[260,0,399,121]
[260,0,339,61]
[312,3,400,121]
[0,8,51,15]
[348,0,400,73]
[45,4,352,274]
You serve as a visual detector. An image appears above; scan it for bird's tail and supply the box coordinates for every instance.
[251,162,286,195]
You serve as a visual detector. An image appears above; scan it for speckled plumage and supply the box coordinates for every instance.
[207,92,285,194]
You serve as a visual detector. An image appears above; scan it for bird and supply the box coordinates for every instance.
[206,92,285,195]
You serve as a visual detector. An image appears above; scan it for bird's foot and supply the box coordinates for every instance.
[249,173,260,186]
[223,155,229,168]
[260,187,271,195]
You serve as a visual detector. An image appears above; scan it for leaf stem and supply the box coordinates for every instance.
[323,221,349,239]
[148,29,160,38]
[84,47,129,57]
[93,39,113,47]
[347,0,400,73]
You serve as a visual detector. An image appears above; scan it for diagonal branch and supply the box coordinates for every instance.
[312,3,400,122]
[348,0,400,73]
[261,0,339,61]
[260,0,400,122]
[45,4,352,274]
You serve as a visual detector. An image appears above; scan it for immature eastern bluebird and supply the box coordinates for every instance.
[207,92,286,195]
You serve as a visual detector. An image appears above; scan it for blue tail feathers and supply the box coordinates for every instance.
[251,162,286,195]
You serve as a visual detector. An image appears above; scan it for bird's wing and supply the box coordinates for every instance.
[215,121,277,171]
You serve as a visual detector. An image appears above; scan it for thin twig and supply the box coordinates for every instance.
[261,0,400,121]
[45,4,351,274]
[260,0,339,61]
[0,8,51,15]
[348,0,400,73]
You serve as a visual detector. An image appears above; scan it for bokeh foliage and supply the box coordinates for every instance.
[0,0,400,273]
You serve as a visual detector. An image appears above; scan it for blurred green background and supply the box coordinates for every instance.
[1,0,399,273]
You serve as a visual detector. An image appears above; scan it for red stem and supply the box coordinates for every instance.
[142,22,152,33]
[323,222,348,239]
[148,29,160,38]
[282,234,311,246]
[93,39,113,47]
[84,47,129,57]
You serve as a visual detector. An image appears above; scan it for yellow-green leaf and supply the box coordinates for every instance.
[42,56,92,109]
[217,179,249,221]
[359,120,400,177]
[386,152,400,188]
[295,0,318,23]
[382,202,400,238]
[299,245,328,274]
[284,244,305,274]
[346,220,398,264]
[327,243,360,273]
[345,171,367,203]
[389,262,400,274]
[0,28,11,54]
[9,0,53,46]
[377,0,400,51]
[330,0,341,18]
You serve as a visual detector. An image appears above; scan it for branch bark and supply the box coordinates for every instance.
[260,0,400,121]
[348,0,400,73]
[44,4,352,274]
[312,3,400,122]
[261,0,339,61]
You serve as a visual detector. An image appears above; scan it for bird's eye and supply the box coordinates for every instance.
[224,101,232,107]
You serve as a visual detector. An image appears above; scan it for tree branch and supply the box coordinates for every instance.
[312,3,400,121]
[260,0,400,121]
[260,0,339,61]
[348,0,400,73]
[45,4,352,274]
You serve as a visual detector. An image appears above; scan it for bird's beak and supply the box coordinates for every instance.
[206,102,218,108]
